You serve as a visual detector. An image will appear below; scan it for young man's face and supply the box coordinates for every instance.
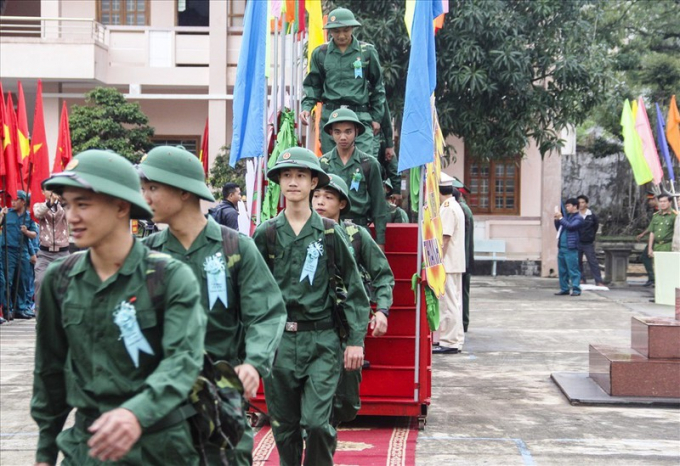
[141,180,184,224]
[658,197,671,211]
[331,122,357,150]
[578,198,588,211]
[228,187,242,204]
[312,188,345,220]
[565,202,578,214]
[648,197,658,209]
[329,27,353,47]
[11,198,25,210]
[62,187,129,249]
[279,168,318,203]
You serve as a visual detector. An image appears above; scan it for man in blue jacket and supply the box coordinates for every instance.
[554,198,584,296]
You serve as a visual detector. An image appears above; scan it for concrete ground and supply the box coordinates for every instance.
[1,276,679,465]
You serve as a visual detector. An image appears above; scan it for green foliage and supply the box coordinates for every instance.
[207,146,247,200]
[69,87,154,163]
[327,0,612,160]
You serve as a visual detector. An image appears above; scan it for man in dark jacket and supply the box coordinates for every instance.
[577,195,604,286]
[554,198,584,296]
[211,182,240,230]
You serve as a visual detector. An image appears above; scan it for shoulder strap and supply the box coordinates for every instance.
[144,251,170,311]
[264,219,278,271]
[322,217,337,289]
[342,220,363,264]
[360,154,372,183]
[219,225,242,277]
[318,43,329,79]
[54,253,86,307]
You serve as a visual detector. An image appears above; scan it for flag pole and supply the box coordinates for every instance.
[273,20,279,134]
[280,23,286,112]
[12,162,33,314]
[2,177,10,321]
[413,166,425,402]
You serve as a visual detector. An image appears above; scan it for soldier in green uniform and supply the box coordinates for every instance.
[32,150,206,466]
[647,194,677,265]
[253,147,369,466]
[137,146,287,466]
[384,179,409,223]
[320,108,388,249]
[300,7,386,156]
[376,106,401,193]
[312,174,394,424]
[452,178,474,332]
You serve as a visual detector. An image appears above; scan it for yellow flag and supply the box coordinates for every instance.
[306,0,324,71]
[404,0,416,37]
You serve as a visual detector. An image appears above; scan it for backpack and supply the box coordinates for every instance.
[341,220,375,302]
[263,217,350,340]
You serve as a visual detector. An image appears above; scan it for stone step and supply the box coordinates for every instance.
[631,316,680,359]
[589,345,680,398]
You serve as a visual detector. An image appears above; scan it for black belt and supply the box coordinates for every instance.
[285,319,335,332]
[39,245,69,252]
[324,102,369,113]
[75,404,196,435]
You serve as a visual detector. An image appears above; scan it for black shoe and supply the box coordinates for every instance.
[432,345,459,354]
[0,317,5,324]
[643,280,654,287]
[554,291,570,296]
[571,292,581,296]
[13,312,34,320]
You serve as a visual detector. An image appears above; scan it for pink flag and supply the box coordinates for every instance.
[634,97,664,185]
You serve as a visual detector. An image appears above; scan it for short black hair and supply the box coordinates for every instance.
[222,183,240,199]
[577,194,589,204]
[451,187,461,201]
[657,194,671,202]
[565,198,579,207]
[439,185,453,196]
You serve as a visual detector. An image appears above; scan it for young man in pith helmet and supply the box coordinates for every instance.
[320,108,388,250]
[300,7,386,155]
[253,147,369,466]
[312,173,394,425]
[31,150,206,466]
[137,145,286,466]
[383,178,409,223]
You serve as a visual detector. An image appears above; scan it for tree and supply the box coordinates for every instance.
[326,0,612,160]
[69,87,154,162]
[207,146,247,200]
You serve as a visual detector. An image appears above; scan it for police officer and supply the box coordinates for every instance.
[32,150,206,466]
[0,190,39,319]
[253,147,369,466]
[320,108,388,249]
[452,177,474,332]
[138,145,287,466]
[300,7,386,156]
[647,194,677,265]
[312,174,394,424]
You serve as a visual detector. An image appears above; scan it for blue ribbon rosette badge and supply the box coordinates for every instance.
[350,168,362,191]
[204,252,228,310]
[300,239,324,285]
[353,56,363,79]
[113,300,154,368]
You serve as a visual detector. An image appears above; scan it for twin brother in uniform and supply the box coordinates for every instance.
[31,150,206,465]
[137,146,287,466]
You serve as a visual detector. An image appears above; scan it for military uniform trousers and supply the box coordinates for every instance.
[320,105,376,157]
[0,247,34,313]
[332,341,362,425]
[439,273,465,350]
[264,328,341,466]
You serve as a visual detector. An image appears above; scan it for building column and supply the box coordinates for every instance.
[208,0,228,168]
[540,149,562,277]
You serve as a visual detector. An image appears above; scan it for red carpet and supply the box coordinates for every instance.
[252,417,417,466]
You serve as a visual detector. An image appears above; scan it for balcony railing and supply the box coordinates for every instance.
[0,16,105,43]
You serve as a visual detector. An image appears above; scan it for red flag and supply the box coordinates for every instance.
[53,101,73,173]
[4,93,20,200]
[29,80,49,206]
[199,118,209,176]
[0,83,6,178]
[16,81,31,182]
[297,0,306,33]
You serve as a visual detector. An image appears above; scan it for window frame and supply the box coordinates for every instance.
[151,135,201,156]
[98,0,150,27]
[464,155,521,215]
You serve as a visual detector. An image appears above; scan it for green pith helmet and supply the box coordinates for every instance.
[324,7,361,29]
[323,108,366,136]
[267,147,330,188]
[44,150,153,219]
[323,173,352,214]
[137,145,215,202]
[451,176,470,192]
[383,178,393,196]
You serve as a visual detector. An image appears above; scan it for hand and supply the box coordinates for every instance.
[553,212,563,220]
[87,408,141,462]
[371,121,381,135]
[384,147,395,161]
[234,363,260,401]
[636,233,645,241]
[20,225,28,234]
[344,346,364,371]
[370,312,388,337]
[1,207,7,215]
[300,110,311,126]
[30,255,37,265]
[648,249,654,258]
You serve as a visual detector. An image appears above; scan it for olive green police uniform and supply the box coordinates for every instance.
[253,148,369,466]
[32,150,206,466]
[649,210,677,252]
[138,146,287,466]
[322,175,394,424]
[302,8,386,155]
[320,109,388,245]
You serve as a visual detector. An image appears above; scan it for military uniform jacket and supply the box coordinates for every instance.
[31,239,206,464]
[459,200,475,273]
[320,147,388,244]
[1,208,38,255]
[648,210,677,250]
[144,217,286,378]
[302,37,386,123]
[253,211,370,347]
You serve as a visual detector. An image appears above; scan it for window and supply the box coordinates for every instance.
[177,0,209,27]
[229,0,247,28]
[151,137,199,155]
[99,0,148,26]
[465,158,520,215]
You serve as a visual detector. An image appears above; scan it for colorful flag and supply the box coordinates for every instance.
[0,83,6,178]
[29,80,50,205]
[306,0,324,71]
[297,0,306,34]
[655,103,674,181]
[634,98,663,185]
[620,99,652,185]
[230,0,268,167]
[398,0,444,172]
[4,93,20,199]
[199,118,209,176]
[53,101,73,174]
[16,81,31,181]
[667,95,680,162]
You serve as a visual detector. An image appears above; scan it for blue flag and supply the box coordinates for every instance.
[230,0,268,167]
[655,103,675,181]
[398,0,443,173]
